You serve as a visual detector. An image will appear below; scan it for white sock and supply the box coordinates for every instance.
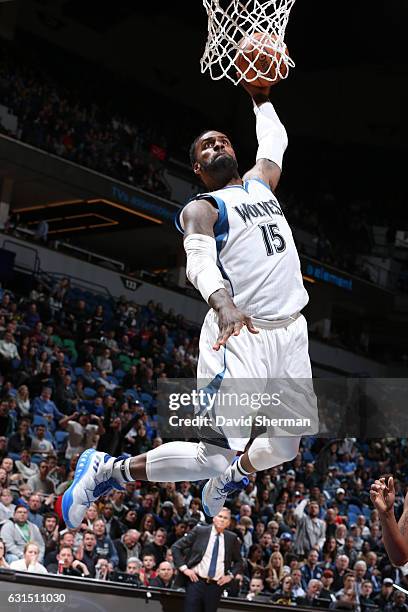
[229,456,252,482]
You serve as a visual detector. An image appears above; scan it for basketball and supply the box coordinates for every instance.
[235,32,289,87]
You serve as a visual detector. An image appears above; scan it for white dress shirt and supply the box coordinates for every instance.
[193,527,225,580]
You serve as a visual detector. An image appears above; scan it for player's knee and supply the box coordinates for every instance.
[196,442,235,477]
[249,437,300,471]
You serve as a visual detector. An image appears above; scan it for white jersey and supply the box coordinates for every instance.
[176,177,308,320]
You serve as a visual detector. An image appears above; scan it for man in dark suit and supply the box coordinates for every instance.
[172,507,243,612]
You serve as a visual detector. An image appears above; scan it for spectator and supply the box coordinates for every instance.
[8,421,32,454]
[0,537,10,568]
[15,449,39,480]
[50,545,89,577]
[373,578,395,609]
[359,580,377,612]
[319,568,337,606]
[291,567,306,598]
[30,425,55,459]
[294,499,326,555]
[243,577,269,602]
[271,575,297,605]
[62,411,102,460]
[0,489,16,525]
[149,561,176,588]
[142,527,168,566]
[76,530,98,578]
[301,549,323,590]
[338,535,359,567]
[296,578,323,607]
[32,387,64,432]
[27,494,44,529]
[138,553,157,586]
[27,460,56,496]
[264,550,286,591]
[1,505,45,562]
[113,528,141,571]
[40,512,59,558]
[9,541,48,574]
[332,554,351,592]
[93,518,119,567]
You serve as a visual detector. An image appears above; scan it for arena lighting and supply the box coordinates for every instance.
[13,198,163,225]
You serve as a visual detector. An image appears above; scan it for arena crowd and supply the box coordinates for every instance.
[0,277,407,611]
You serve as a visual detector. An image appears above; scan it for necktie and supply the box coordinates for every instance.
[208,533,220,578]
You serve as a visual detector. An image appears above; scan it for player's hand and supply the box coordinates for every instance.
[214,306,259,350]
[370,476,395,514]
[237,73,271,102]
[183,568,199,582]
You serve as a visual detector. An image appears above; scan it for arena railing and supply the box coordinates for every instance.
[0,568,332,612]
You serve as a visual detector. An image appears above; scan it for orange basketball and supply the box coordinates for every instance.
[235,32,289,87]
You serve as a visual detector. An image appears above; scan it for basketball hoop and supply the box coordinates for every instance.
[200,0,296,85]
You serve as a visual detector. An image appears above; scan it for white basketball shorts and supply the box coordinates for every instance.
[196,309,318,451]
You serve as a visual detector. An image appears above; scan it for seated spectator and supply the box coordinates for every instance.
[30,425,55,459]
[373,578,395,609]
[291,567,306,598]
[271,575,297,605]
[15,385,31,417]
[96,349,113,374]
[93,518,119,567]
[335,573,357,601]
[8,421,32,455]
[142,527,168,567]
[27,494,44,529]
[391,591,408,612]
[332,554,350,591]
[265,550,287,592]
[0,436,8,463]
[32,387,64,432]
[9,541,48,574]
[44,530,76,569]
[76,530,98,578]
[301,549,323,590]
[359,579,377,612]
[0,331,20,374]
[138,553,157,586]
[1,505,45,562]
[0,402,13,438]
[149,561,175,588]
[319,569,337,606]
[0,537,10,568]
[40,512,59,558]
[0,489,16,525]
[296,578,323,607]
[243,577,269,602]
[48,545,89,577]
[113,529,141,571]
[95,557,112,581]
[27,460,55,496]
[245,544,265,580]
[110,556,141,585]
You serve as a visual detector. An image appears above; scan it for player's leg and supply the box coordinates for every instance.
[62,440,236,528]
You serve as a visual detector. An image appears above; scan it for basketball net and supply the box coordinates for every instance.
[201,0,296,85]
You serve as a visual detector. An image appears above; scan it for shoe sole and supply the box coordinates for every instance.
[201,481,218,518]
[62,448,97,528]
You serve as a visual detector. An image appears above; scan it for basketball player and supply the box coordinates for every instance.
[62,79,315,529]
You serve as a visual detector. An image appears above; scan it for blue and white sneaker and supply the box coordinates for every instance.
[201,470,249,517]
[62,449,123,528]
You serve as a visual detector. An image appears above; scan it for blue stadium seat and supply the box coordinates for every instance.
[54,431,69,451]
[114,369,125,380]
[84,387,96,399]
[75,367,84,376]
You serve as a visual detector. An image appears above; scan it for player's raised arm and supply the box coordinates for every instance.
[182,200,258,351]
[241,81,288,192]
[370,476,408,566]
